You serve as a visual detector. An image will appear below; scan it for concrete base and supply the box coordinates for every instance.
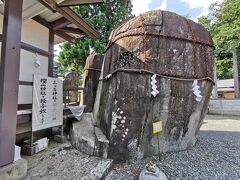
[0,158,27,180]
[54,135,66,143]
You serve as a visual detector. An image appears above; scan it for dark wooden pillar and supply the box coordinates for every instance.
[48,29,54,77]
[0,0,23,167]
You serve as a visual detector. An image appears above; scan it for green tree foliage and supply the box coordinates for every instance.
[58,0,133,76]
[198,0,240,79]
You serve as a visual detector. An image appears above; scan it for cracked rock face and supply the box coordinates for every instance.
[82,53,103,112]
[93,10,214,162]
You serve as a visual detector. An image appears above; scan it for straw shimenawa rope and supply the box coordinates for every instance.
[100,68,215,85]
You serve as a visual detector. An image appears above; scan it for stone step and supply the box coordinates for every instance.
[70,113,109,158]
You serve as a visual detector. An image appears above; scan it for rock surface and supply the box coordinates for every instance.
[139,162,168,180]
[104,115,240,180]
[81,159,113,180]
[93,10,214,162]
[70,113,96,155]
[94,127,109,158]
[82,54,103,112]
[70,113,109,157]
[139,169,167,180]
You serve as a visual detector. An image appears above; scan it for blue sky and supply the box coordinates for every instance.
[131,0,223,21]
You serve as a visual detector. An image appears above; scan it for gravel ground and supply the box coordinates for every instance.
[106,115,240,180]
[24,142,112,180]
[24,115,240,180]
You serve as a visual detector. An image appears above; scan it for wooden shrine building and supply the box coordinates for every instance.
[0,0,103,167]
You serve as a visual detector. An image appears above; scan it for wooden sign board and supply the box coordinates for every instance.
[32,75,63,132]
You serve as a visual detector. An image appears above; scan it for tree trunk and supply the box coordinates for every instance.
[232,48,239,98]
[213,57,218,98]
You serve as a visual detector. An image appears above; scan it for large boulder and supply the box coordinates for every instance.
[70,113,96,155]
[93,10,214,162]
[82,54,103,112]
[70,113,109,158]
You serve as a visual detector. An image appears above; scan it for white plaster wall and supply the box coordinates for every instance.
[18,85,33,104]
[19,19,49,104]
[208,99,240,116]
[19,50,48,82]
[21,19,49,51]
[0,14,49,105]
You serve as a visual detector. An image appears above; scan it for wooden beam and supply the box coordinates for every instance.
[58,27,85,35]
[48,29,54,77]
[39,0,57,12]
[18,104,32,111]
[23,3,48,20]
[51,17,71,30]
[0,0,23,167]
[39,0,100,39]
[58,7,100,39]
[55,30,75,43]
[59,0,105,7]
[1,34,52,57]
[19,81,33,86]
[32,15,51,29]
[17,114,32,124]
[32,16,74,43]
[21,42,52,57]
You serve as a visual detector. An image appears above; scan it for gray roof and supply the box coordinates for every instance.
[218,87,235,92]
[0,0,101,44]
[217,79,234,88]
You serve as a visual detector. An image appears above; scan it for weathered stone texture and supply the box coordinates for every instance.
[93,10,214,162]
[0,158,27,180]
[70,113,96,155]
[80,159,113,180]
[82,54,103,112]
[69,113,109,158]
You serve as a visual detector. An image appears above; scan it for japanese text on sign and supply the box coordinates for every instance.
[32,75,63,132]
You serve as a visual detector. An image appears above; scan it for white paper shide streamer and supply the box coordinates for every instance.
[192,80,202,102]
[151,74,159,97]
